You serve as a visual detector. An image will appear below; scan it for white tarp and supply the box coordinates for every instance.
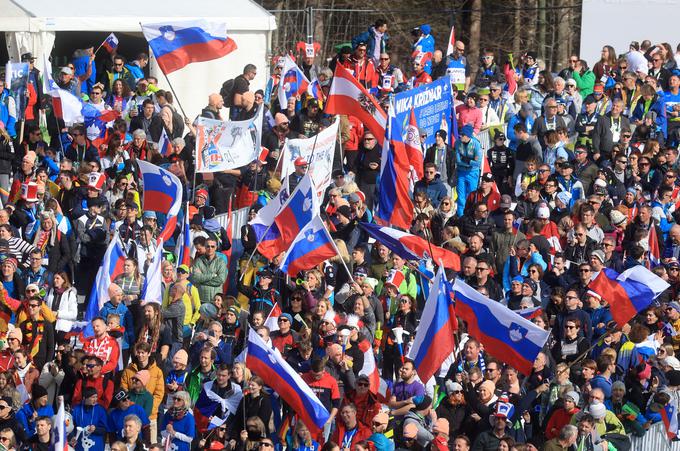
[1,0,276,118]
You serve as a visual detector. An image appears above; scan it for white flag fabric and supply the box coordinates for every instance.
[141,241,164,304]
[42,53,84,125]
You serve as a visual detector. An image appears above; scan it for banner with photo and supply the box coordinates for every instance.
[195,107,262,173]
[280,117,339,199]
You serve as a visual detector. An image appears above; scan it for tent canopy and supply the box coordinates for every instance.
[2,0,276,118]
[0,0,276,32]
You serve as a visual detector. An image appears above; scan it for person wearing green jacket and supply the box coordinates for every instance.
[190,237,228,303]
[572,59,596,99]
[127,370,155,418]
[186,347,216,403]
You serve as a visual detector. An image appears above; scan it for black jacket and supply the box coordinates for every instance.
[0,136,14,174]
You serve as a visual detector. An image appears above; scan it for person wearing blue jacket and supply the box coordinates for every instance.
[107,390,150,441]
[352,19,389,63]
[160,391,195,451]
[0,80,17,138]
[16,384,55,439]
[455,124,483,216]
[99,283,135,363]
[72,387,108,451]
[414,163,448,208]
[411,24,435,74]
[507,103,536,150]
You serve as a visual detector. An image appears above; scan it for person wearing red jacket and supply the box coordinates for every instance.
[302,358,341,441]
[464,173,502,216]
[341,374,382,427]
[331,403,372,449]
[350,43,378,89]
[0,324,23,371]
[410,60,433,88]
[82,317,120,374]
[71,354,114,408]
[342,115,364,169]
[545,391,580,440]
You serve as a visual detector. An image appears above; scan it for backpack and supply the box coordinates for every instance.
[220,79,236,107]
[170,108,184,137]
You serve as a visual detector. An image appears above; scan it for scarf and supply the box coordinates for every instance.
[169,406,188,420]
[23,319,44,358]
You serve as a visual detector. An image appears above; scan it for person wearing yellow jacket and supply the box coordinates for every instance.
[120,342,165,442]
[163,265,201,347]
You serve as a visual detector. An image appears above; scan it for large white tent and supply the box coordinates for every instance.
[1,0,276,117]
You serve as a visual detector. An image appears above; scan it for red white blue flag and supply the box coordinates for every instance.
[588,266,669,328]
[279,215,336,277]
[648,225,661,268]
[408,267,458,382]
[102,33,119,54]
[141,20,237,74]
[51,397,68,451]
[246,329,330,433]
[307,78,325,103]
[661,403,678,440]
[137,160,183,242]
[175,204,192,267]
[84,232,126,332]
[279,55,310,110]
[251,173,317,259]
[377,117,414,230]
[454,278,550,375]
[158,127,172,156]
[361,222,460,271]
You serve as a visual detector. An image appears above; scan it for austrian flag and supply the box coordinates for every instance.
[326,64,387,145]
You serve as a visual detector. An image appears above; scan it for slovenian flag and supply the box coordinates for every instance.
[175,204,192,267]
[278,55,310,110]
[661,403,678,440]
[246,329,329,433]
[360,222,461,271]
[454,278,550,375]
[408,267,458,383]
[377,116,414,230]
[307,78,325,103]
[141,20,237,74]
[279,215,336,277]
[158,127,172,156]
[102,33,119,54]
[137,160,183,242]
[84,232,127,335]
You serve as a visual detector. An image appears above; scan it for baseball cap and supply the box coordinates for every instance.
[481,173,494,183]
[500,194,512,209]
[114,390,129,404]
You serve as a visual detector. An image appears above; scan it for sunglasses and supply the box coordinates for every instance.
[357,382,370,387]
[565,325,577,329]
